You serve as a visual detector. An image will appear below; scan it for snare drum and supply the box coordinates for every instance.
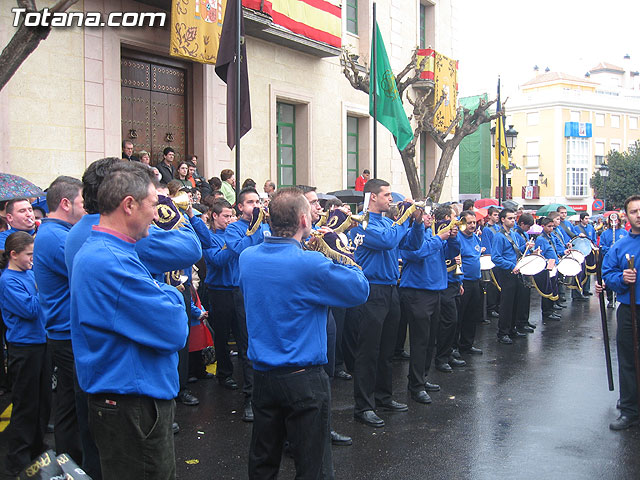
[570,237,594,257]
[515,254,547,276]
[480,255,495,282]
[565,249,585,264]
[557,256,582,277]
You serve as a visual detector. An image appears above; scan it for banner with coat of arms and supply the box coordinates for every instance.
[417,48,458,134]
[171,0,226,64]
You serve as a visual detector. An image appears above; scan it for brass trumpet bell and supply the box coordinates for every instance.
[350,212,369,230]
[171,192,191,211]
[436,217,467,234]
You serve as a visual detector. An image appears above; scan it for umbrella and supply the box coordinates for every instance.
[475,208,488,221]
[536,203,577,216]
[591,214,605,222]
[327,189,364,204]
[527,224,543,235]
[391,192,405,203]
[567,214,581,222]
[475,198,498,209]
[316,193,339,202]
[0,173,44,202]
[502,199,519,210]
[604,210,620,217]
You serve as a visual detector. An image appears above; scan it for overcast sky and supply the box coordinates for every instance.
[455,0,640,99]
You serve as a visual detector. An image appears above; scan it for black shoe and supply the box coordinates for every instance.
[553,304,563,310]
[178,390,200,406]
[510,330,526,338]
[199,372,215,380]
[609,415,638,430]
[616,399,621,409]
[489,310,500,318]
[527,322,537,329]
[411,390,432,404]
[517,325,534,334]
[451,349,461,360]
[172,422,180,434]
[424,381,441,392]
[354,410,385,427]
[330,430,353,446]
[335,370,353,381]
[242,399,254,422]
[376,400,408,412]
[481,318,491,325]
[460,346,483,355]
[559,296,567,302]
[449,358,466,368]
[393,351,410,361]
[498,335,513,345]
[543,313,561,321]
[435,363,453,373]
[572,296,588,302]
[587,292,594,296]
[187,376,198,384]
[218,377,239,390]
[556,303,567,309]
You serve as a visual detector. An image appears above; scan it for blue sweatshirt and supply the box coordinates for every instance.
[480,223,499,255]
[602,232,640,305]
[600,227,628,256]
[445,234,463,285]
[352,212,424,285]
[71,229,188,399]
[557,219,576,244]
[225,218,270,287]
[0,227,36,250]
[400,228,453,291]
[552,228,567,254]
[239,237,369,371]
[0,269,45,344]
[535,233,560,262]
[491,227,526,271]
[65,214,202,280]
[458,232,482,281]
[575,223,597,243]
[33,218,73,340]
[204,228,236,289]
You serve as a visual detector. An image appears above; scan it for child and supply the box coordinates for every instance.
[0,231,50,475]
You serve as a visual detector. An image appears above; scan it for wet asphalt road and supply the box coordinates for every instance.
[2,291,640,479]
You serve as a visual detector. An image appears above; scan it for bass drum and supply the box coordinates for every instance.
[570,237,594,257]
[515,254,546,276]
[557,256,582,277]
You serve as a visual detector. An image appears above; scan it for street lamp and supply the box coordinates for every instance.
[600,163,609,211]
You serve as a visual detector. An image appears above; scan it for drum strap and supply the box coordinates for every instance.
[577,225,587,236]
[500,228,523,261]
[543,233,559,258]
[559,221,577,240]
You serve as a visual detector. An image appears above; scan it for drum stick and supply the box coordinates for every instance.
[595,249,614,391]
[626,254,640,412]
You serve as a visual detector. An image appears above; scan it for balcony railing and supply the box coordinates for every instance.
[495,186,513,199]
[522,185,540,200]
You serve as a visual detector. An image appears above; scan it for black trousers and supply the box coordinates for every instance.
[458,280,481,351]
[516,282,531,328]
[178,287,192,391]
[75,386,102,480]
[494,268,527,337]
[324,310,337,378]
[353,284,400,413]
[232,287,254,398]
[48,338,82,462]
[249,366,333,480]
[6,343,51,474]
[331,307,346,371]
[432,283,459,366]
[88,394,176,480]
[616,304,640,418]
[394,306,409,355]
[400,288,440,393]
[208,289,241,381]
[341,306,361,374]
[486,281,500,313]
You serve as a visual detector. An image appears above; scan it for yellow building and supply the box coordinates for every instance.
[501,60,640,212]
[0,0,458,199]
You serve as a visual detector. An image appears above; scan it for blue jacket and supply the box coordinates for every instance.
[575,223,597,243]
[535,233,560,262]
[602,233,640,305]
[352,212,424,285]
[491,227,526,271]
[204,228,236,289]
[400,228,455,291]
[0,269,46,344]
[557,219,576,244]
[0,227,36,250]
[552,228,567,252]
[71,229,188,399]
[480,223,499,255]
[65,214,202,280]
[458,232,482,281]
[239,237,369,371]
[33,218,73,340]
[225,218,270,287]
[600,227,628,256]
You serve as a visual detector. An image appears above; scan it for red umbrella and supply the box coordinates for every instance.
[474,198,499,209]
[604,211,619,217]
[475,208,488,221]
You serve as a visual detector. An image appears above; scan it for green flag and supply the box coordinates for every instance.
[369,21,413,151]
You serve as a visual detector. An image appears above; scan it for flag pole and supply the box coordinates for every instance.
[497,76,502,206]
[372,2,377,178]
[235,0,242,198]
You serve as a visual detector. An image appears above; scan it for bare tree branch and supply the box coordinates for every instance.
[17,0,36,10]
[340,49,369,95]
[51,0,79,12]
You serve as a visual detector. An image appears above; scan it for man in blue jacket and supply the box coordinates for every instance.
[0,198,37,249]
[602,195,640,430]
[33,176,85,464]
[481,207,501,318]
[350,179,424,427]
[70,162,188,479]
[240,187,368,479]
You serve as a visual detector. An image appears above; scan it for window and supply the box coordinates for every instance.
[631,117,638,129]
[595,113,605,127]
[566,137,590,197]
[527,179,539,186]
[527,112,539,126]
[525,141,539,167]
[276,102,296,187]
[346,0,357,35]
[346,116,359,188]
[420,133,427,196]
[611,142,620,152]
[611,115,620,128]
[570,111,580,122]
[419,4,426,49]
[506,176,512,187]
[595,141,605,166]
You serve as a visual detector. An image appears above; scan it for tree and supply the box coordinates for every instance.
[341,48,502,201]
[590,142,640,210]
[0,0,79,92]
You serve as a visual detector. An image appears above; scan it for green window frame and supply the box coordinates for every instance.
[346,0,358,35]
[419,4,426,49]
[276,102,296,188]
[420,133,427,197]
[346,116,359,188]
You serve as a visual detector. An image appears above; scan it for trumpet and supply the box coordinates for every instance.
[436,217,467,234]
[316,211,329,227]
[390,200,433,214]
[350,212,369,230]
[171,191,191,211]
